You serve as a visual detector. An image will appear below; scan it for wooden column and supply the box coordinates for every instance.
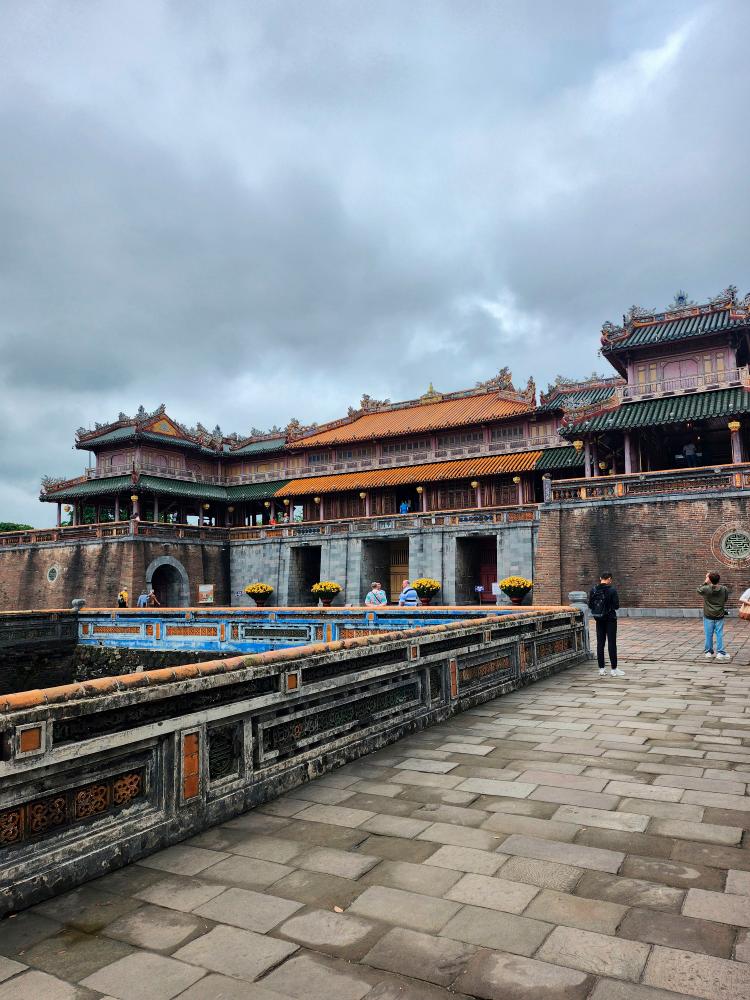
[624,432,633,474]
[584,440,592,479]
[153,496,159,522]
[56,503,62,527]
[591,439,600,476]
[730,422,743,464]
[114,496,120,521]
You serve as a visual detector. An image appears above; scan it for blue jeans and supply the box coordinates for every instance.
[704,617,726,654]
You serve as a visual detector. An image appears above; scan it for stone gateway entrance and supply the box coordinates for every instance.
[145,556,190,607]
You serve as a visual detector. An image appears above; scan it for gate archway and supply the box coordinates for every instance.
[145,556,190,607]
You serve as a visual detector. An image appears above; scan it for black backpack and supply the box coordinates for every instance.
[589,587,608,620]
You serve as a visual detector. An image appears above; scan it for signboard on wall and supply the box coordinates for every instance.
[198,584,215,605]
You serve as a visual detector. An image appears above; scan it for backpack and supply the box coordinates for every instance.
[589,587,608,620]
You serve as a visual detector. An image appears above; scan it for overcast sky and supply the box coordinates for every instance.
[1,0,748,525]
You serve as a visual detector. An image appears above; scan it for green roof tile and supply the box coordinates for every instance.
[231,437,287,456]
[538,387,618,412]
[535,447,585,470]
[603,308,747,353]
[562,387,750,435]
[43,475,134,500]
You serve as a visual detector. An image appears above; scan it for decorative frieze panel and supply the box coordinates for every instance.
[0,769,144,849]
[92,625,141,635]
[53,675,276,744]
[537,635,574,660]
[239,625,310,641]
[457,649,515,691]
[262,680,419,761]
[208,724,241,782]
[166,626,218,637]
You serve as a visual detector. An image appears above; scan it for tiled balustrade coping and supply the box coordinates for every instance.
[548,462,750,503]
[0,505,539,547]
[0,606,587,914]
[75,606,532,654]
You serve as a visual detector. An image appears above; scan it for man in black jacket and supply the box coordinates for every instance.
[589,572,625,678]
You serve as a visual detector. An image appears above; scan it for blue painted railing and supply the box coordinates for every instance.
[77,606,519,653]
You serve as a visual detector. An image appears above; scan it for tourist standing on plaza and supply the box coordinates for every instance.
[147,588,161,607]
[365,581,387,606]
[588,573,624,677]
[698,572,731,660]
[117,587,128,608]
[136,590,149,607]
[398,580,419,606]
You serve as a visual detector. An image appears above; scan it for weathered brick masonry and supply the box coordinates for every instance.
[0,538,229,610]
[536,490,750,607]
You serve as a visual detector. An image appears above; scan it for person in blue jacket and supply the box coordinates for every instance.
[398,580,419,606]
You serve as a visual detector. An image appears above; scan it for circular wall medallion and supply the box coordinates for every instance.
[711,523,750,568]
[46,564,60,584]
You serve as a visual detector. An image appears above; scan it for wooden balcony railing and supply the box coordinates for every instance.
[621,366,750,402]
[548,463,750,503]
[0,521,231,547]
[230,504,539,541]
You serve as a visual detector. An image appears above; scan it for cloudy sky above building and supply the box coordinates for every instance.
[1,0,748,524]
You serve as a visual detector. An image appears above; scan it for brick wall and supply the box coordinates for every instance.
[0,539,229,611]
[536,493,750,608]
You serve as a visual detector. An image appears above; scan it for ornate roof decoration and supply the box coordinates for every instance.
[601,285,750,351]
[475,366,515,392]
[40,475,70,496]
[359,394,392,412]
[538,374,623,409]
[420,383,442,402]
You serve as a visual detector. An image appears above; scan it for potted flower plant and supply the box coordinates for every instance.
[499,576,533,605]
[412,578,441,605]
[311,580,342,607]
[244,582,273,607]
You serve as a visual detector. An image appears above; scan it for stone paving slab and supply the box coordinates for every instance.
[8,618,750,999]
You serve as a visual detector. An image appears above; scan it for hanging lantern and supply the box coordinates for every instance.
[729,420,741,432]
[415,485,424,494]
[512,476,521,485]
[203,503,210,510]
[227,506,235,513]
[63,505,72,513]
[572,440,584,452]
[264,501,271,508]
[359,491,367,499]
[283,498,290,506]
[470,480,479,489]
[598,461,608,470]
[130,494,139,503]
[313,496,321,504]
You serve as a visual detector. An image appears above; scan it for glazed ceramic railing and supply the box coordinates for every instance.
[0,606,587,914]
[230,504,539,541]
[0,522,231,547]
[548,463,750,503]
[621,366,750,402]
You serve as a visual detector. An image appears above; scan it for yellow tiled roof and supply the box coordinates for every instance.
[287,393,531,448]
[276,451,542,495]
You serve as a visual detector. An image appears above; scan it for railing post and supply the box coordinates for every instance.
[568,591,591,654]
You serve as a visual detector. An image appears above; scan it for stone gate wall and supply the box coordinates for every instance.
[536,489,750,608]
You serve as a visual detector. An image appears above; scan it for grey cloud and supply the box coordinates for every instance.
[0,0,744,524]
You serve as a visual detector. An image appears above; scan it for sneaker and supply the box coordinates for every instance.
[598,668,606,677]
[704,652,714,660]
[610,668,626,677]
[716,652,731,661]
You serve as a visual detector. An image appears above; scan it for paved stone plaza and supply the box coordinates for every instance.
[4,618,750,1000]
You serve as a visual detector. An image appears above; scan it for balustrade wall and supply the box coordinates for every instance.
[0,607,586,914]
